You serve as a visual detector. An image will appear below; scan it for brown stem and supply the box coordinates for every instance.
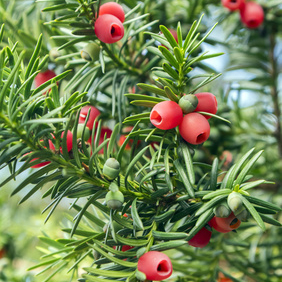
[269,29,282,158]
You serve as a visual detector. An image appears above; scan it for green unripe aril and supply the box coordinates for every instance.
[105,189,124,210]
[178,94,198,114]
[75,123,91,140]
[81,42,100,62]
[235,208,249,222]
[103,158,120,180]
[228,192,244,213]
[214,202,231,218]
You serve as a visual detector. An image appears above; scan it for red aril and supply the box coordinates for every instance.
[179,113,210,145]
[95,14,124,44]
[150,101,183,130]
[98,2,125,23]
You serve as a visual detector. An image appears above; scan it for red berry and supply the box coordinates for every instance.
[188,225,212,248]
[30,160,51,168]
[150,101,183,130]
[137,251,173,281]
[87,127,113,154]
[194,92,217,119]
[98,2,125,23]
[0,248,5,258]
[210,212,241,233]
[49,131,73,154]
[240,1,264,29]
[179,113,210,145]
[79,105,100,130]
[121,245,134,252]
[221,0,245,11]
[27,140,55,168]
[95,14,124,44]
[61,130,73,153]
[34,70,57,94]
[168,29,178,43]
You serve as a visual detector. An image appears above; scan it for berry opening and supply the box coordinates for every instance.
[111,24,122,39]
[230,218,241,229]
[151,111,162,124]
[157,260,170,274]
[248,20,258,27]
[196,132,207,144]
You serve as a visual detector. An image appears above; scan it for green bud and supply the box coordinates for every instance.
[178,94,198,114]
[93,249,101,260]
[214,202,231,218]
[106,189,124,210]
[235,208,249,222]
[103,158,120,180]
[75,123,91,141]
[81,42,100,62]
[49,48,60,62]
[228,192,244,213]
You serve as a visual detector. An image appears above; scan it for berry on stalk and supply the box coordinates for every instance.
[240,1,264,29]
[79,105,100,130]
[34,69,57,94]
[95,14,124,44]
[194,92,217,119]
[98,2,125,23]
[188,225,212,248]
[150,101,183,130]
[221,0,245,11]
[137,251,173,281]
[179,112,210,145]
[210,212,241,233]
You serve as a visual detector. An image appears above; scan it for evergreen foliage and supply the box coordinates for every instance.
[0,0,281,281]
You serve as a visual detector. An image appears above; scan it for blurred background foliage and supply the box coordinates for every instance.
[0,0,281,281]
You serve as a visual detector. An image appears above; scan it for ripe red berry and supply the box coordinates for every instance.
[34,70,56,88]
[98,2,125,23]
[240,1,264,29]
[179,112,210,145]
[79,105,100,130]
[30,160,51,168]
[168,29,178,43]
[137,251,173,281]
[210,212,241,233]
[34,69,57,94]
[188,225,212,248]
[87,127,112,154]
[49,131,73,154]
[161,29,178,48]
[27,140,55,168]
[95,14,124,44]
[62,130,73,153]
[0,248,5,258]
[121,245,134,252]
[150,101,183,130]
[194,92,217,119]
[221,0,245,11]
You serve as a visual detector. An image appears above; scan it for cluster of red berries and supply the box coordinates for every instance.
[150,92,217,145]
[222,0,264,29]
[188,192,247,248]
[94,2,125,44]
[187,212,241,248]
